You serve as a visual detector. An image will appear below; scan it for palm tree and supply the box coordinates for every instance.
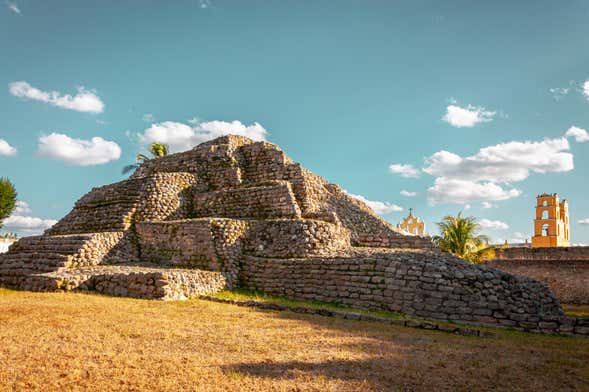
[432,213,490,263]
[122,142,169,174]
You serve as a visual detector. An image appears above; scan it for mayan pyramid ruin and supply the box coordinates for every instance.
[0,135,574,333]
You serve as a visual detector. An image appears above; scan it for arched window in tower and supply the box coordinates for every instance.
[542,210,549,219]
[542,200,548,207]
[542,224,549,236]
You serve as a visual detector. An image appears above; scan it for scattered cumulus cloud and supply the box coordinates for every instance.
[424,138,573,184]
[400,190,417,197]
[199,0,211,8]
[579,218,589,225]
[494,232,530,245]
[37,133,121,166]
[583,80,589,100]
[9,81,104,113]
[14,201,32,214]
[479,219,509,230]
[442,104,495,128]
[481,202,495,209]
[565,126,589,143]
[137,119,268,153]
[549,87,570,101]
[2,201,57,236]
[2,215,57,234]
[427,178,521,205]
[388,163,420,178]
[346,192,403,215]
[0,139,17,156]
[6,2,20,14]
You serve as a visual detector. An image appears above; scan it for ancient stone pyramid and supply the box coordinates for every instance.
[0,135,566,332]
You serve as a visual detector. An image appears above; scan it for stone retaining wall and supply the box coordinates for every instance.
[193,181,301,219]
[485,259,589,305]
[239,248,568,334]
[487,247,589,304]
[245,219,351,258]
[14,264,227,300]
[493,246,589,261]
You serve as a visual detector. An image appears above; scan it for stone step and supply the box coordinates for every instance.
[5,264,227,300]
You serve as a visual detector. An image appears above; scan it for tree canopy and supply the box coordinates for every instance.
[432,213,489,263]
[0,178,17,230]
[122,142,169,175]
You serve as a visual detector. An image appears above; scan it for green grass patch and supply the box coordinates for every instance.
[564,305,589,319]
[214,288,407,321]
[209,289,587,340]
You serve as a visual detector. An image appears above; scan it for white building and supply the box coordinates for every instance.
[0,238,16,253]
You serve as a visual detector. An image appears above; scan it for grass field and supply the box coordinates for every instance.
[1,288,588,391]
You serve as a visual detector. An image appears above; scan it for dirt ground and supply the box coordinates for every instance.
[1,289,588,391]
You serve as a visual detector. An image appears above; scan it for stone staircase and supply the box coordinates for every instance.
[0,234,95,273]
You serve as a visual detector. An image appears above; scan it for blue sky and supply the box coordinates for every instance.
[1,0,589,243]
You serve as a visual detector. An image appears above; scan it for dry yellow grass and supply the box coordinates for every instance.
[1,288,588,391]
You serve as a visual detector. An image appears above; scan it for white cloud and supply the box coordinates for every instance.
[2,202,57,236]
[0,139,17,156]
[479,219,509,230]
[481,202,495,209]
[549,87,570,101]
[427,178,521,205]
[424,138,573,184]
[14,201,32,214]
[442,104,495,128]
[2,215,57,235]
[7,2,20,14]
[9,81,104,113]
[346,192,403,215]
[389,163,420,178]
[565,126,589,143]
[37,133,121,166]
[464,204,471,210]
[579,218,589,225]
[509,232,530,243]
[137,119,268,152]
[583,80,589,100]
[400,190,417,197]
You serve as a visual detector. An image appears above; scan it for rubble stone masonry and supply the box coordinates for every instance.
[486,246,589,305]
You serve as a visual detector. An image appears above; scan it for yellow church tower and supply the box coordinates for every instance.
[531,193,570,248]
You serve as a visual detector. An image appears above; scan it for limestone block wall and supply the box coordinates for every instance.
[239,249,564,333]
[193,181,302,220]
[487,247,589,304]
[31,265,228,300]
[47,179,143,235]
[132,136,250,191]
[236,141,293,185]
[245,219,351,258]
[136,220,220,269]
[485,260,589,305]
[493,246,589,261]
[135,172,197,222]
[136,219,250,287]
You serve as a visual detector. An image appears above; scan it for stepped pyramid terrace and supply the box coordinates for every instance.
[0,135,580,334]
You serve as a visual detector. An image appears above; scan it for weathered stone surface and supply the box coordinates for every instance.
[1,134,586,336]
[485,248,589,305]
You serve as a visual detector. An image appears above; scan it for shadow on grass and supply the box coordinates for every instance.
[222,358,413,389]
